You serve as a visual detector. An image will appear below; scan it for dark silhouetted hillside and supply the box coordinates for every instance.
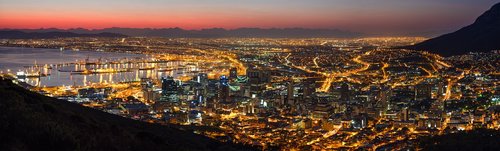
[0,30,126,39]
[405,2,500,56]
[0,78,255,151]
[418,129,500,151]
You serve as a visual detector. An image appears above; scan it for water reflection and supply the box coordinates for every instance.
[0,47,201,87]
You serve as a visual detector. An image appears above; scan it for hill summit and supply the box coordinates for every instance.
[405,2,500,56]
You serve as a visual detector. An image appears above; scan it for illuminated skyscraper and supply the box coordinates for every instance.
[161,76,177,96]
[218,75,230,103]
[246,68,269,95]
[197,73,208,85]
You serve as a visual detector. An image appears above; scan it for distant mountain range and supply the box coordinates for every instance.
[405,2,500,56]
[1,27,363,38]
[0,30,126,39]
[0,78,255,151]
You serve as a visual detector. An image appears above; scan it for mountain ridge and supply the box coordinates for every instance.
[404,2,500,56]
[0,27,363,38]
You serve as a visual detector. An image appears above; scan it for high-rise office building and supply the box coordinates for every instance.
[377,86,392,110]
[437,81,445,99]
[302,79,315,100]
[246,68,270,85]
[247,69,261,85]
[246,68,269,95]
[218,75,230,103]
[287,79,295,105]
[415,84,432,100]
[340,83,350,103]
[161,76,177,96]
[196,73,208,85]
[144,89,159,101]
[401,107,410,121]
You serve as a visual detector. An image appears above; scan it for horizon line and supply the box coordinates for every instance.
[0,27,447,36]
[0,26,353,31]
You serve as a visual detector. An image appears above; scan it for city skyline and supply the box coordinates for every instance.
[1,1,499,151]
[1,0,499,34]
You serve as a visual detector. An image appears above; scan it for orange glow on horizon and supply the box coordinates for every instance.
[0,0,495,33]
[0,10,338,30]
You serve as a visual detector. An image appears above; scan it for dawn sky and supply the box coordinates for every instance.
[0,0,499,34]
